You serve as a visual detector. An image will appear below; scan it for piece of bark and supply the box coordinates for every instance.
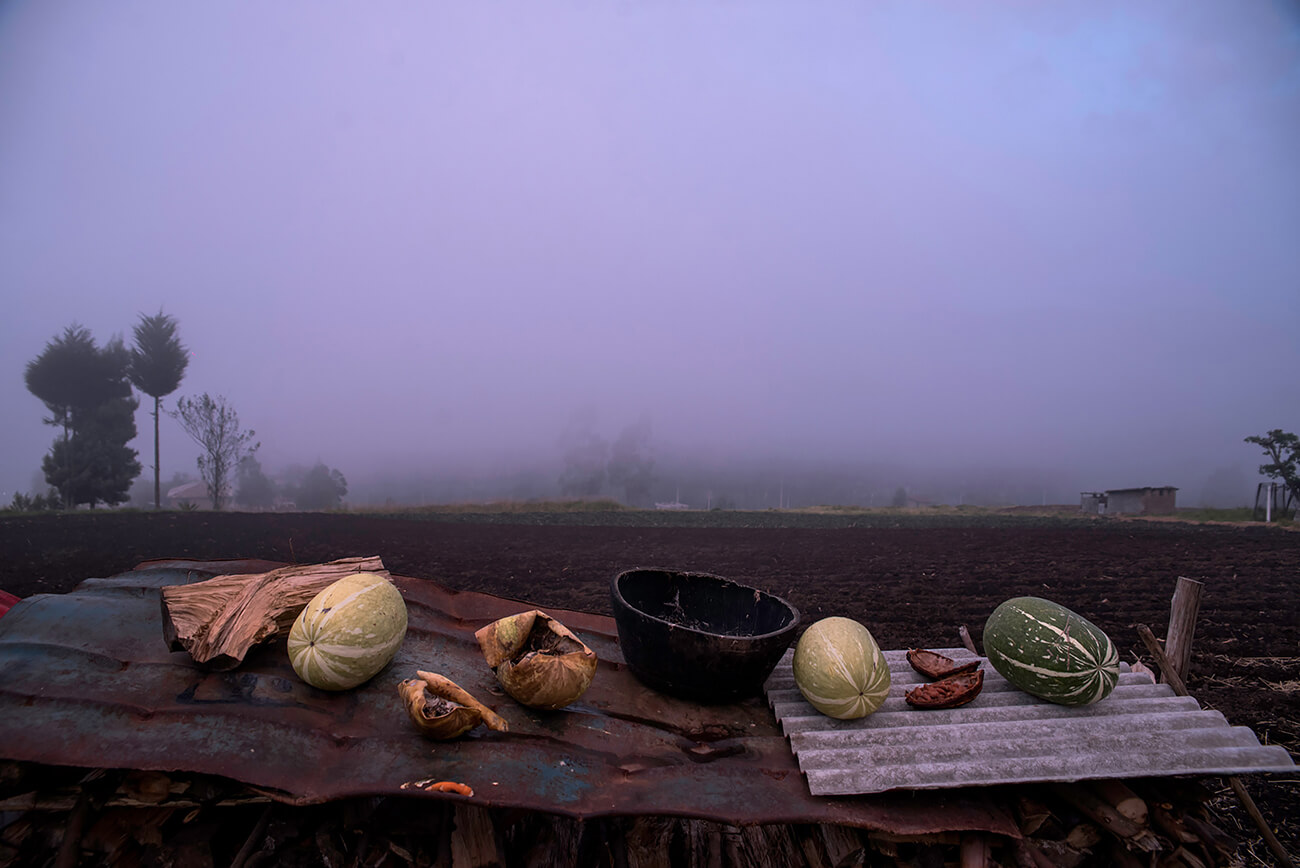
[626,817,676,868]
[1015,794,1053,836]
[1150,802,1197,845]
[450,803,500,868]
[160,556,389,669]
[1085,780,1148,826]
[819,824,866,868]
[680,819,725,868]
[1064,822,1102,851]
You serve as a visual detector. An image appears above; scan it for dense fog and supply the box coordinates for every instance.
[2,2,1297,510]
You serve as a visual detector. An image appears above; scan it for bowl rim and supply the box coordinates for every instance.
[611,566,800,642]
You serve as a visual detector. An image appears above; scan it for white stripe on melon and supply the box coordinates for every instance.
[288,572,408,691]
[792,616,890,720]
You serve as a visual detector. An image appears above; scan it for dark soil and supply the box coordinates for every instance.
[1,510,1297,861]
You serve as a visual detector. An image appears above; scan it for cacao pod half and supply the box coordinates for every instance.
[904,669,984,709]
[906,648,981,681]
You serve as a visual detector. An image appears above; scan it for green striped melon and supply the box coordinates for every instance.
[792,616,891,720]
[288,573,408,691]
[983,596,1119,706]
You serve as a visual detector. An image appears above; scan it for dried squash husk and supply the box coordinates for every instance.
[475,610,597,710]
[906,648,981,681]
[905,669,985,709]
[399,671,508,739]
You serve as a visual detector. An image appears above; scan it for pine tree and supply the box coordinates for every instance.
[128,311,189,509]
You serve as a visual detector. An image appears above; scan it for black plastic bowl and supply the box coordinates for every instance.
[611,567,800,703]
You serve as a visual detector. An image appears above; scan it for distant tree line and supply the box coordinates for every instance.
[558,413,655,506]
[233,458,348,511]
[18,313,350,513]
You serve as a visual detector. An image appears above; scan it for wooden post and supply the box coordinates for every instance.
[1137,623,1295,868]
[1164,577,1203,685]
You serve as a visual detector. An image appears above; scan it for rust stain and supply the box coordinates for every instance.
[0,560,1018,837]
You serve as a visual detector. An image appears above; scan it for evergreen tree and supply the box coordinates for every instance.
[42,395,141,507]
[293,462,348,510]
[128,311,189,509]
[236,455,278,509]
[25,326,135,508]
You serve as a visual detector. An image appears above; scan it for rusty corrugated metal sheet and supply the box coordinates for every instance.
[766,647,1295,796]
[0,560,1017,837]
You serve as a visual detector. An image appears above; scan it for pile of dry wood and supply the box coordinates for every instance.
[0,761,1252,868]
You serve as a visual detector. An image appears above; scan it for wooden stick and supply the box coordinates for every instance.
[1137,623,1295,868]
[1049,783,1160,851]
[1137,625,1187,696]
[160,556,389,669]
[1165,577,1203,685]
[959,625,980,656]
[1150,802,1197,845]
[52,788,92,868]
[1227,777,1294,868]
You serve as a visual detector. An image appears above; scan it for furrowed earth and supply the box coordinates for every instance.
[1,510,1297,859]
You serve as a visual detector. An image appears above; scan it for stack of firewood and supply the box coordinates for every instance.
[1007,778,1240,868]
[0,762,1249,868]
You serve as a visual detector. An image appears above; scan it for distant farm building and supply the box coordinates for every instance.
[165,480,210,508]
[1080,486,1178,516]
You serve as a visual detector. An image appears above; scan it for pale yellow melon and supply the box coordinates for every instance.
[288,572,407,690]
[792,616,891,719]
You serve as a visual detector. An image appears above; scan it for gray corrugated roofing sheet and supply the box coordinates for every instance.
[765,647,1295,796]
[0,560,1018,837]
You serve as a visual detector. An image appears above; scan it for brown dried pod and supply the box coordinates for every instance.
[399,671,509,740]
[905,669,984,709]
[906,648,982,681]
[475,610,598,710]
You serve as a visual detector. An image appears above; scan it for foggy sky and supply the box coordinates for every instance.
[2,1,1298,506]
